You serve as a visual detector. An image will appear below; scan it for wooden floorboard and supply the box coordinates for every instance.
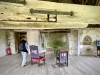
[0,54,100,75]
[80,56,100,74]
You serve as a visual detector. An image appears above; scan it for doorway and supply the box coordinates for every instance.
[15,32,27,53]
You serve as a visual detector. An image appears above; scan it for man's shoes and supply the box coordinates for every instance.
[21,62,28,67]
[24,64,27,66]
[26,62,28,63]
[22,64,27,67]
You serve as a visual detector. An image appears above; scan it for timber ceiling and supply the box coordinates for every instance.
[40,0,100,6]
[0,0,100,29]
[87,24,100,28]
[72,0,100,6]
[0,0,100,6]
[0,0,26,5]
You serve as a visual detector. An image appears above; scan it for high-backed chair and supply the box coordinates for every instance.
[56,50,68,67]
[30,45,45,66]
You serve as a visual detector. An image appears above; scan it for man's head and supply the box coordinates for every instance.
[22,36,27,41]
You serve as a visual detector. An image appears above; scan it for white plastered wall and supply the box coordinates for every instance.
[27,30,42,53]
[0,30,7,57]
[7,30,16,54]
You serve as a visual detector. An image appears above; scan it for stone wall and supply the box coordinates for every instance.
[6,30,16,54]
[69,30,78,55]
[0,30,7,57]
[69,28,100,56]
[80,28,100,56]
[0,28,100,57]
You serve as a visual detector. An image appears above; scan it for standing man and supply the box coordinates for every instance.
[19,36,28,67]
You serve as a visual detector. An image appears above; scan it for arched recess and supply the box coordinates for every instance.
[83,35,92,45]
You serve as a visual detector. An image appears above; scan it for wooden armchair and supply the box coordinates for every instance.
[29,45,45,67]
[56,50,68,67]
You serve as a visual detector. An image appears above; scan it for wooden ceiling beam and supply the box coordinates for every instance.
[0,21,88,29]
[42,29,70,31]
[40,29,71,33]
[84,0,88,5]
[96,0,100,6]
[41,31,70,33]
[0,0,26,5]
[87,24,100,28]
[82,0,85,5]
[73,0,98,5]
